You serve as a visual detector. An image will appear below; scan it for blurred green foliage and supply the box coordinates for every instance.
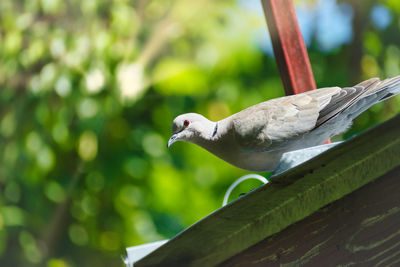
[0,0,399,266]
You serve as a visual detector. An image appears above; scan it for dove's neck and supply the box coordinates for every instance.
[192,120,218,142]
[191,118,233,153]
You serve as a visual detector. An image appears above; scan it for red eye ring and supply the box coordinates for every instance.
[183,120,190,127]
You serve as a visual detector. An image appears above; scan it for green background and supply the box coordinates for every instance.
[0,0,399,266]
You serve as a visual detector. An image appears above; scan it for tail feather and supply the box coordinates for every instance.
[361,75,400,99]
[348,75,400,119]
[317,75,400,127]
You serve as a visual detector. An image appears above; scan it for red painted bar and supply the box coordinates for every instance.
[261,0,316,95]
[262,0,331,143]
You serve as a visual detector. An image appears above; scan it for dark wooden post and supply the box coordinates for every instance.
[261,0,316,95]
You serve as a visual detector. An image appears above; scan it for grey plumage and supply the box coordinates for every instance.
[168,76,400,172]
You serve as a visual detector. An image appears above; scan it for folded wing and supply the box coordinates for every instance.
[232,83,377,152]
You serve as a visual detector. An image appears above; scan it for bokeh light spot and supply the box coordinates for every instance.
[47,258,70,267]
[78,131,98,161]
[26,132,42,154]
[142,133,165,157]
[52,122,69,144]
[117,62,145,103]
[85,171,105,192]
[124,157,148,179]
[45,181,66,203]
[37,146,55,171]
[19,231,42,263]
[2,206,24,226]
[50,37,66,58]
[3,142,18,165]
[0,111,15,138]
[362,55,379,77]
[77,98,99,119]
[207,102,231,121]
[100,231,120,251]
[85,69,105,94]
[68,224,89,246]
[55,76,71,97]
[40,63,57,90]
[371,5,393,30]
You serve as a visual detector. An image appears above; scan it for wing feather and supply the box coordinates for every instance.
[232,87,341,151]
[231,76,400,152]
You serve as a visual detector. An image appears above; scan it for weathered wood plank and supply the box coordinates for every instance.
[220,166,400,266]
[135,115,400,267]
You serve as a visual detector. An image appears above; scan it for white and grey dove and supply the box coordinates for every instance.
[168,76,400,172]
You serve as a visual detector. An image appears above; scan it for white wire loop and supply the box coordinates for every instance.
[222,174,269,207]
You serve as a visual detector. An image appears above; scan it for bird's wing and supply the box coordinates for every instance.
[314,77,399,126]
[232,87,343,152]
[315,86,365,126]
[316,76,400,126]
[231,76,399,153]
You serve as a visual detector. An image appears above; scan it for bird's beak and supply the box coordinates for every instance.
[167,134,178,148]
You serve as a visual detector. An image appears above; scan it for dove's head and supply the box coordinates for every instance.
[168,113,213,148]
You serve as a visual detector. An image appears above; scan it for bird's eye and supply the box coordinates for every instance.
[183,120,190,127]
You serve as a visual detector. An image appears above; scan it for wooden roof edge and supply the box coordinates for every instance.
[136,114,400,267]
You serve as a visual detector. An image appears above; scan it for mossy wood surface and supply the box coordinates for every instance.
[136,115,400,267]
[220,166,400,266]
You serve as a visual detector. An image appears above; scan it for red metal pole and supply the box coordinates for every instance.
[262,0,331,143]
[261,0,316,95]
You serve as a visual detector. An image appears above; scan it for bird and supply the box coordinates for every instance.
[167,76,400,172]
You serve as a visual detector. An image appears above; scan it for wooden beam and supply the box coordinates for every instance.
[261,0,316,95]
[134,115,400,267]
[221,166,400,266]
